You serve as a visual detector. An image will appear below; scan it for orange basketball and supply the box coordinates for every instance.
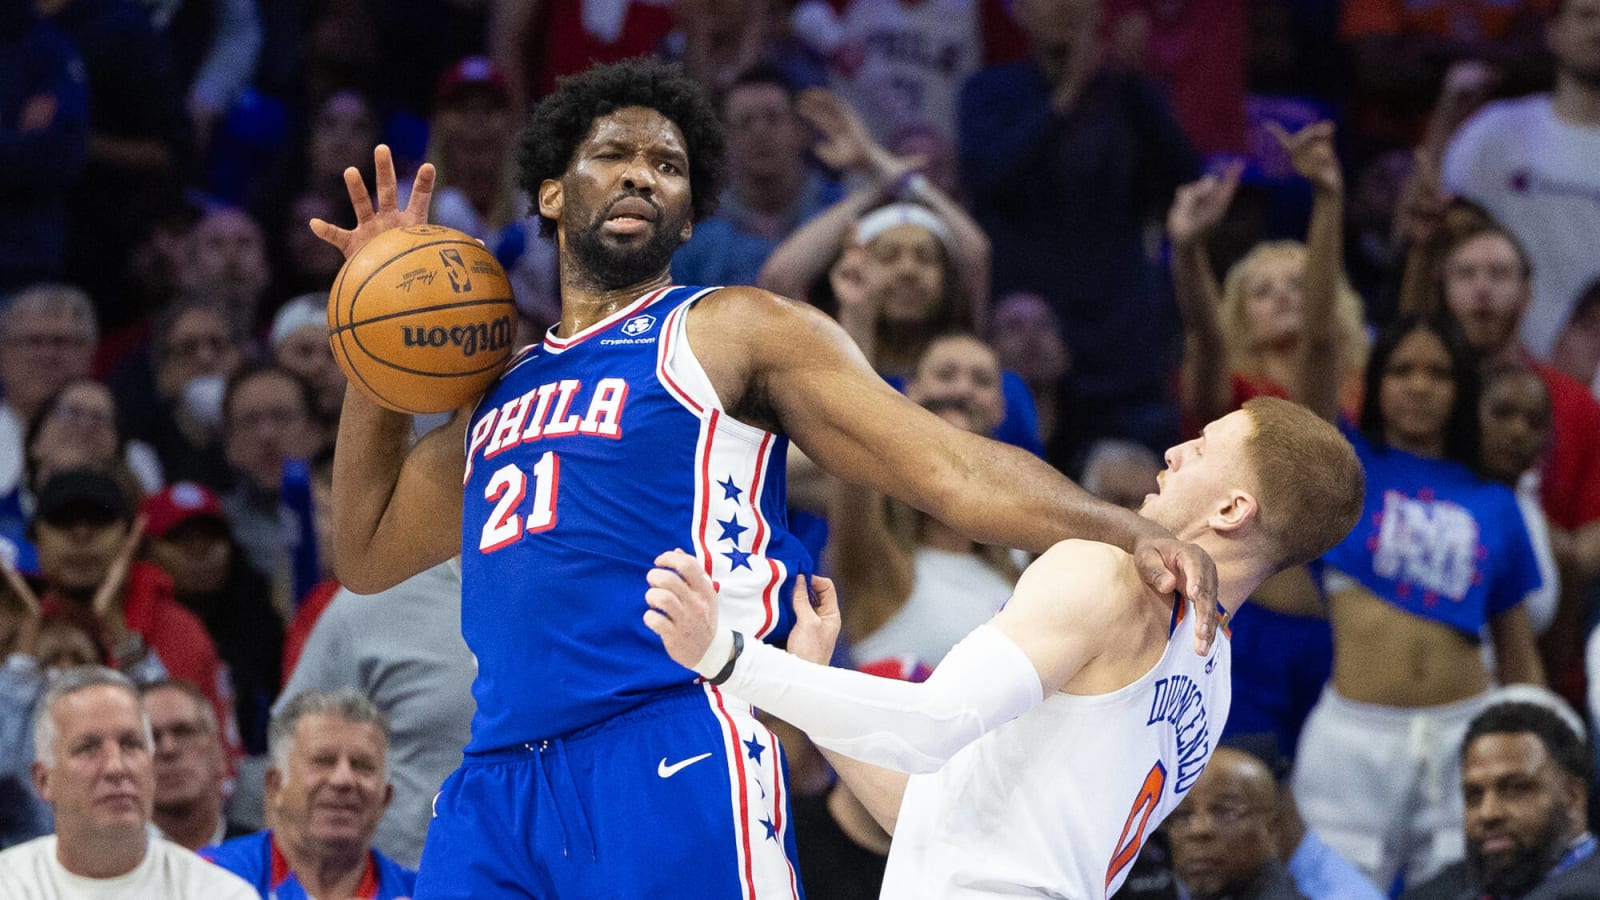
[327,224,518,414]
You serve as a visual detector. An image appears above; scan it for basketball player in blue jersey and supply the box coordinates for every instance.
[310,59,1222,899]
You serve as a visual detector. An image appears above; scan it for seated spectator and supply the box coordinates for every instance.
[0,285,99,556]
[141,482,281,755]
[30,470,236,755]
[0,667,254,898]
[140,679,250,852]
[24,379,161,504]
[987,291,1070,446]
[268,296,345,443]
[220,365,323,613]
[177,206,273,336]
[1168,746,1308,899]
[1477,366,1560,640]
[280,561,473,868]
[204,689,416,899]
[1079,439,1161,510]
[119,298,248,491]
[1222,735,1387,900]
[1402,700,1596,899]
[827,334,1020,665]
[670,65,844,289]
[426,57,526,248]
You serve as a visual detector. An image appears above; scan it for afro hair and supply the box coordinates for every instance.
[516,58,727,239]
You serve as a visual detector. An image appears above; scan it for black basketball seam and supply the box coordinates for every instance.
[332,318,427,415]
[335,235,507,410]
[328,297,516,335]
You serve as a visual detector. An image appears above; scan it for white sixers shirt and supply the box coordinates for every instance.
[881,612,1232,899]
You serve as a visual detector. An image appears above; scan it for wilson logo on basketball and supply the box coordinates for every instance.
[440,248,473,293]
[402,316,515,357]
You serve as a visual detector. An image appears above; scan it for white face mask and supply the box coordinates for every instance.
[181,374,226,431]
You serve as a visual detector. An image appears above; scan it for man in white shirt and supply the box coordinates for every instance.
[647,397,1366,898]
[0,666,254,899]
[1442,0,1600,371]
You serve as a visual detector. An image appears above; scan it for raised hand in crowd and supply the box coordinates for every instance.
[91,516,149,668]
[1166,163,1243,249]
[0,558,40,660]
[1268,119,1342,195]
[799,87,922,188]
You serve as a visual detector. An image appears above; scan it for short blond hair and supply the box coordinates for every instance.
[1238,397,1365,569]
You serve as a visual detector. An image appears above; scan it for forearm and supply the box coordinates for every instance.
[935,433,1167,554]
[716,626,1042,773]
[818,747,908,834]
[758,186,880,299]
[1172,241,1228,424]
[1490,607,1546,686]
[189,0,261,114]
[1296,185,1346,420]
[331,391,460,593]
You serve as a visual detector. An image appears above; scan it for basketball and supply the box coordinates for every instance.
[327,224,517,414]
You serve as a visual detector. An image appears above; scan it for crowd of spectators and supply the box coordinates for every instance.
[2,0,1599,897]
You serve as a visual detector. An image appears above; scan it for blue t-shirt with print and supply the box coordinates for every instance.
[1321,426,1540,639]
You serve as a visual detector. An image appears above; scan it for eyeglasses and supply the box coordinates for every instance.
[165,335,232,360]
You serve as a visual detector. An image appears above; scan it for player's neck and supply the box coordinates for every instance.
[1553,73,1600,126]
[556,269,673,338]
[1178,534,1270,618]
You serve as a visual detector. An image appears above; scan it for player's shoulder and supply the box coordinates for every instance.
[1034,538,1130,572]
[685,285,840,351]
[1016,540,1131,606]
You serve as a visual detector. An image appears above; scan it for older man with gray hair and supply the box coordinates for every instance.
[0,666,254,898]
[203,688,416,899]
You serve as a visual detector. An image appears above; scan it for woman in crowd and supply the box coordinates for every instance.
[1294,313,1545,892]
[1167,121,1366,757]
[25,379,161,504]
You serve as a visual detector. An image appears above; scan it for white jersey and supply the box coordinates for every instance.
[881,608,1233,899]
[0,835,256,900]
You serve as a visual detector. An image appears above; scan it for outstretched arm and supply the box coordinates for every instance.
[311,147,468,593]
[1167,164,1241,427]
[1271,120,1346,423]
[645,543,1126,772]
[691,287,1221,650]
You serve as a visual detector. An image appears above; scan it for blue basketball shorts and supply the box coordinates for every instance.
[413,684,805,899]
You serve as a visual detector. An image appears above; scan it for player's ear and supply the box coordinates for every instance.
[1210,489,1258,533]
[679,216,693,243]
[537,179,563,222]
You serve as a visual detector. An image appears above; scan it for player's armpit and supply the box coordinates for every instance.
[989,540,1136,695]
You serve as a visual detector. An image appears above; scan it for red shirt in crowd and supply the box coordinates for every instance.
[1531,358,1600,530]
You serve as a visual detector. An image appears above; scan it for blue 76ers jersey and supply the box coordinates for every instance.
[459,286,813,750]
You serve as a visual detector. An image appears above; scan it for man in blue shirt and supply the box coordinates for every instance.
[204,689,416,900]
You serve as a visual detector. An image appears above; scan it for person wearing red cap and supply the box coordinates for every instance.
[142,482,282,756]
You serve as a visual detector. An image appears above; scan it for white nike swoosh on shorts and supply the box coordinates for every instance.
[657,752,714,778]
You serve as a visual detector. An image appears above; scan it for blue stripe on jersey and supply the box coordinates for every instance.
[458,286,814,749]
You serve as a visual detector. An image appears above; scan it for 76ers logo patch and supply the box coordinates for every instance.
[621,314,655,337]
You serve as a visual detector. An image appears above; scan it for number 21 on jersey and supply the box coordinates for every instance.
[1106,761,1167,890]
[479,453,560,552]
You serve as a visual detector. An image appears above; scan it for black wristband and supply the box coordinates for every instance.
[707,630,744,686]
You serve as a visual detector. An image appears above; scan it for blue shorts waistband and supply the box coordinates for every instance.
[463,683,723,763]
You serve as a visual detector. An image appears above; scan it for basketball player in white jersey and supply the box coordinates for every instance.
[648,397,1365,898]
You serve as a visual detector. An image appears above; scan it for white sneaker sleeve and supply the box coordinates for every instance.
[720,625,1045,774]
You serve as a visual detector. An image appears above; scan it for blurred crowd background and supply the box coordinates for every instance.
[2,0,1600,897]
